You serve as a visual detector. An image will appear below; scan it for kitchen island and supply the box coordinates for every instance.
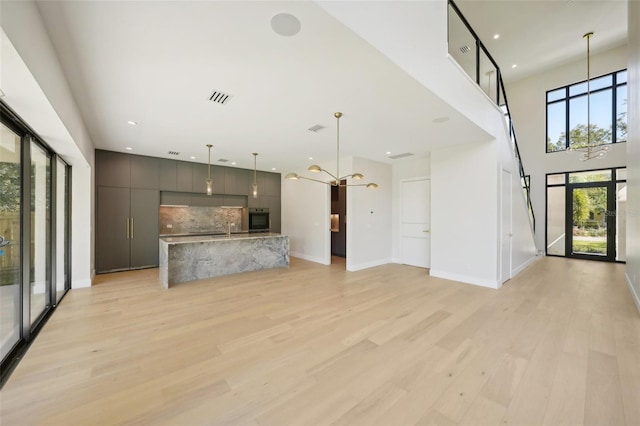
[159,233,289,288]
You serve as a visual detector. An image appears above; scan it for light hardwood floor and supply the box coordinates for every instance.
[1,256,639,425]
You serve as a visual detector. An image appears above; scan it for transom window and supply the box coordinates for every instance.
[546,69,627,152]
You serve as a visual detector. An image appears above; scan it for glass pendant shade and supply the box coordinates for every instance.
[252,183,258,198]
[206,179,213,195]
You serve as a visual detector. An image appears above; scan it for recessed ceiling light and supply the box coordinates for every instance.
[271,167,276,171]
[271,13,301,37]
[432,116,450,123]
[308,157,313,160]
[493,34,500,40]
[127,121,137,126]
[190,156,196,159]
[125,147,132,151]
[512,64,517,68]
[231,162,237,165]
[386,151,392,155]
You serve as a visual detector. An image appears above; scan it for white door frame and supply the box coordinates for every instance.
[501,169,512,284]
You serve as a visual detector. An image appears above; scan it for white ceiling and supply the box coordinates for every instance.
[33,0,627,173]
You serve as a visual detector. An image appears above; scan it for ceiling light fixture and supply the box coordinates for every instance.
[206,144,213,195]
[127,121,137,126]
[511,64,517,69]
[285,112,378,189]
[493,34,500,40]
[125,147,132,151]
[568,32,610,161]
[252,153,259,198]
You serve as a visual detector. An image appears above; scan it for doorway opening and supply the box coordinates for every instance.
[331,180,346,267]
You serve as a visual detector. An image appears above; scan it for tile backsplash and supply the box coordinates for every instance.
[159,206,244,235]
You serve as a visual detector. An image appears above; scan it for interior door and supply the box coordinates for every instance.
[501,170,512,283]
[400,178,430,268]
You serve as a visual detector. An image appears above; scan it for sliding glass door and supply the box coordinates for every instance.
[0,123,22,361]
[1,102,71,384]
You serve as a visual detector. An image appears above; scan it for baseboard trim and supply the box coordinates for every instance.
[347,258,391,272]
[429,269,500,289]
[290,252,330,265]
[625,272,640,315]
[512,254,541,277]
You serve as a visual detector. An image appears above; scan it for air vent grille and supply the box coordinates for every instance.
[460,45,471,54]
[388,152,414,160]
[208,90,232,105]
[308,124,326,132]
[217,158,229,163]
[167,151,180,156]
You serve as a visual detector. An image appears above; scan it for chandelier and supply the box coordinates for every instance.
[285,112,378,188]
[568,32,610,161]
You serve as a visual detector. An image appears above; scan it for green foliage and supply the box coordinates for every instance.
[572,190,589,227]
[0,162,20,213]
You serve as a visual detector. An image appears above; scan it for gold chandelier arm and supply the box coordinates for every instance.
[320,169,339,181]
[297,175,333,185]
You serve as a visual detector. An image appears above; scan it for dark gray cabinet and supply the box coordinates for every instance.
[130,155,159,189]
[159,159,177,191]
[96,150,130,188]
[176,161,192,192]
[235,169,249,196]
[267,195,281,233]
[160,191,191,206]
[96,187,159,273]
[191,193,223,207]
[223,195,247,207]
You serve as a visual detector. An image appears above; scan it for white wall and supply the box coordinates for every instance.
[507,45,628,251]
[1,1,95,288]
[391,155,430,262]
[347,157,392,271]
[281,172,331,265]
[430,140,500,288]
[626,0,640,314]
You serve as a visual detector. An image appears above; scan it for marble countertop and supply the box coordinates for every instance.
[160,233,286,245]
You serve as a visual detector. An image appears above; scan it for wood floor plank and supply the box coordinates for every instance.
[0,257,637,426]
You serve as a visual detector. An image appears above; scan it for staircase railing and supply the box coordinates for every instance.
[447,0,535,232]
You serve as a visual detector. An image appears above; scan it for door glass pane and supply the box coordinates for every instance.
[0,123,22,360]
[572,187,607,256]
[616,168,627,181]
[546,186,565,256]
[547,174,565,185]
[56,158,68,302]
[616,183,626,262]
[31,141,51,325]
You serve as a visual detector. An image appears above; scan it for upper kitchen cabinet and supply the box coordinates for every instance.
[266,172,281,197]
[130,155,159,189]
[96,150,159,189]
[223,167,237,195]
[235,169,249,196]
[159,159,177,191]
[96,150,130,187]
[192,163,225,195]
[176,161,192,192]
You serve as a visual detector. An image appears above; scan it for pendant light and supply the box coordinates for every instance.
[206,144,213,195]
[252,153,258,198]
[285,112,378,188]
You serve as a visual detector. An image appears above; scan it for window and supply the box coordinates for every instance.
[546,70,627,152]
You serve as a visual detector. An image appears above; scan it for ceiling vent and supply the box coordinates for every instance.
[208,90,232,105]
[459,45,471,54]
[388,152,414,160]
[308,124,326,132]
[167,151,180,156]
[217,158,229,163]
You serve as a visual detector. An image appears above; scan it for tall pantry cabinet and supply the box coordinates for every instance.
[96,151,160,273]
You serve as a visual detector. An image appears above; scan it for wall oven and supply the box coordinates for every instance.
[248,208,270,232]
